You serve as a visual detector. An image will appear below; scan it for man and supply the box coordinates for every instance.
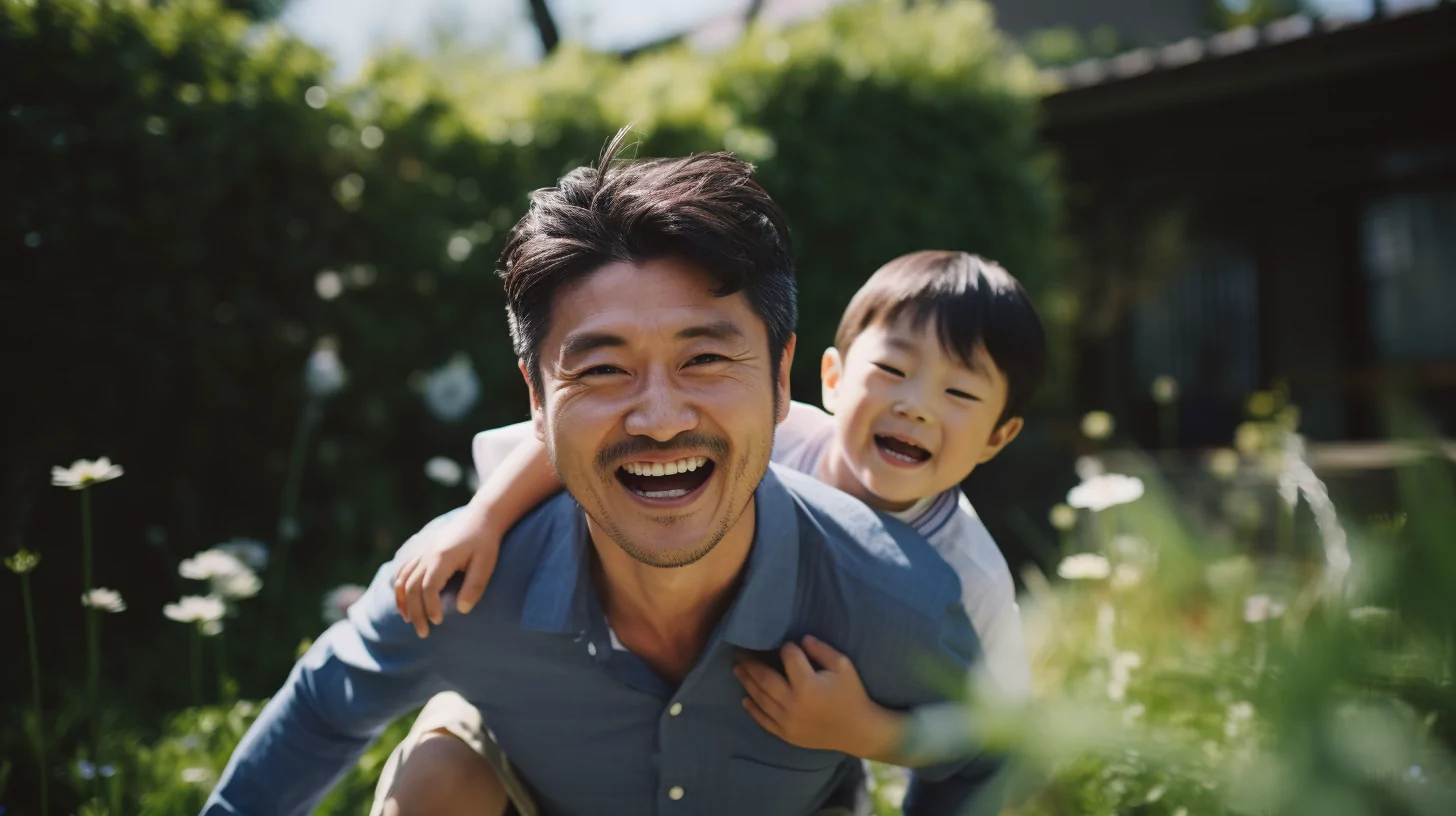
[204,130,998,816]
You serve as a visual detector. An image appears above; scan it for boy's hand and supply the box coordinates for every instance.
[392,513,500,638]
[733,635,905,761]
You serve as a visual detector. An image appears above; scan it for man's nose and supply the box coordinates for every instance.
[624,368,699,442]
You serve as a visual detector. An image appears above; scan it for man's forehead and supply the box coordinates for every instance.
[542,260,765,356]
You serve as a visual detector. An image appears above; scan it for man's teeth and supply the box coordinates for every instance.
[622,456,708,477]
[635,488,691,499]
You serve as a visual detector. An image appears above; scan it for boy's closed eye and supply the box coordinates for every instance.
[946,388,980,402]
[873,362,905,377]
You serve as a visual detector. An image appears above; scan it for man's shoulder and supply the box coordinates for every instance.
[772,465,962,621]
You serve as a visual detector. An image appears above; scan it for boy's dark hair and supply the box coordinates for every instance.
[500,127,798,399]
[834,250,1047,425]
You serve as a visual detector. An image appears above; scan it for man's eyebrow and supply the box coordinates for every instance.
[559,331,627,361]
[676,321,747,343]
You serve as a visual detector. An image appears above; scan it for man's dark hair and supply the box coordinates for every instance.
[500,127,797,399]
[834,250,1047,426]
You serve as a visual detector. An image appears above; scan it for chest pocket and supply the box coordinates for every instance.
[726,755,845,815]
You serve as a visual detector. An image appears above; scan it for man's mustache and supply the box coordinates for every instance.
[596,432,730,472]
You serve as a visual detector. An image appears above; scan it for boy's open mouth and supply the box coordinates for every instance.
[615,456,716,500]
[874,434,932,465]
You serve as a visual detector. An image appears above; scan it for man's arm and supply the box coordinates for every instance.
[204,519,461,815]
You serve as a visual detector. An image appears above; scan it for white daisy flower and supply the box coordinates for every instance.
[1057,553,1111,581]
[51,457,124,490]
[164,595,226,624]
[1243,594,1286,623]
[1067,473,1145,512]
[423,354,481,422]
[425,457,463,487]
[82,587,127,613]
[304,344,347,398]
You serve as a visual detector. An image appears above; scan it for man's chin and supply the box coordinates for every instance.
[610,530,720,568]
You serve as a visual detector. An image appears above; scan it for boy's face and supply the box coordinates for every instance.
[821,315,1022,510]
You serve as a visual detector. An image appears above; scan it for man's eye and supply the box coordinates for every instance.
[947,388,981,402]
[874,363,905,377]
[686,354,728,367]
[582,365,625,377]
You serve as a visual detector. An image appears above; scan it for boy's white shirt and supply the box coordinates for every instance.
[471,401,1030,700]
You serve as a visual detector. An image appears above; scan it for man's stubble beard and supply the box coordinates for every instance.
[548,420,774,570]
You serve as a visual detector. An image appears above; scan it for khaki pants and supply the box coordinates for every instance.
[371,692,866,816]
[370,692,538,816]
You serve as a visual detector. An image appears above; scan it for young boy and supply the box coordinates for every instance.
[395,249,1046,764]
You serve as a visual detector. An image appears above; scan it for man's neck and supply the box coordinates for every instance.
[588,500,757,683]
[816,438,914,512]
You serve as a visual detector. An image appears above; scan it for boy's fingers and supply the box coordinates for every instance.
[737,659,793,706]
[421,560,445,626]
[780,642,815,685]
[394,560,418,622]
[801,635,851,673]
[405,568,431,638]
[742,697,782,738]
[734,664,789,716]
[458,551,497,614]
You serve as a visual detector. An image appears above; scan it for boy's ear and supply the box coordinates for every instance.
[977,416,1024,464]
[775,334,797,424]
[820,347,844,415]
[518,359,546,442]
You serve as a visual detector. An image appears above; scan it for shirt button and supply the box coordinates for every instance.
[587,642,597,657]
[668,786,685,801]
[669,702,683,717]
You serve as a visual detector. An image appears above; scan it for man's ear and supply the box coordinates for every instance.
[820,347,844,415]
[518,359,546,441]
[775,334,797,424]
[977,416,1024,464]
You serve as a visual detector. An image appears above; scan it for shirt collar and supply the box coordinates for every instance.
[520,496,593,636]
[518,465,801,651]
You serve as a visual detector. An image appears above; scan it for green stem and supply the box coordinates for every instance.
[22,574,49,815]
[216,629,228,702]
[190,626,202,706]
[82,487,101,764]
[269,399,321,610]
[1159,404,1178,451]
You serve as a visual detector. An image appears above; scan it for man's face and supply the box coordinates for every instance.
[528,258,792,567]
[821,315,1019,510]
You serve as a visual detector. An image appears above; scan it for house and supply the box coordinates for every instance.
[1039,2,1456,446]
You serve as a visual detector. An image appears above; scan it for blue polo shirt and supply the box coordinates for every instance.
[204,465,998,815]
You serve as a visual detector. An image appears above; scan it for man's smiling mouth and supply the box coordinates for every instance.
[615,456,716,500]
[874,434,932,465]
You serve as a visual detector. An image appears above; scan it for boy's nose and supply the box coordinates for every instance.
[893,399,930,424]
